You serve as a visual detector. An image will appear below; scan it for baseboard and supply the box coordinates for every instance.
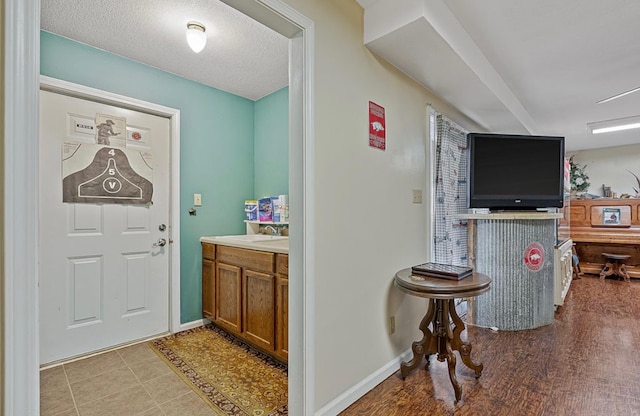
[315,348,412,416]
[179,318,210,332]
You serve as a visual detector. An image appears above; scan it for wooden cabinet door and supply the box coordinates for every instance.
[275,276,288,361]
[216,262,242,334]
[243,269,275,351]
[202,258,215,319]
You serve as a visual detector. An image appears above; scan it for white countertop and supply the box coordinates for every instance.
[200,234,289,254]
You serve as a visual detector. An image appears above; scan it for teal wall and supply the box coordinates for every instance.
[254,87,289,199]
[40,31,258,323]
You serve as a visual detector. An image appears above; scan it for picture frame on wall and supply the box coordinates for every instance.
[603,208,621,225]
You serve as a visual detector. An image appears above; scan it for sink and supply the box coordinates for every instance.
[214,234,288,242]
[253,238,289,247]
[251,238,289,252]
[201,234,289,253]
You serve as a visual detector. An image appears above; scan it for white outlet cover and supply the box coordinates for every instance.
[412,189,423,204]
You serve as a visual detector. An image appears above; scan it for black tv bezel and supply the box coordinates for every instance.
[467,133,565,211]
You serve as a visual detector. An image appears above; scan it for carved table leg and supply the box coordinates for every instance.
[600,262,614,281]
[435,299,448,363]
[617,262,631,283]
[401,297,483,402]
[400,299,437,378]
[442,300,463,402]
[449,299,483,378]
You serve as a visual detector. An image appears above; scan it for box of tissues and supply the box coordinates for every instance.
[258,197,273,222]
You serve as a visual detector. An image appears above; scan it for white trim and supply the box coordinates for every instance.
[7,0,313,414]
[4,0,41,414]
[301,25,317,416]
[180,319,209,332]
[169,111,182,334]
[247,2,315,415]
[314,349,412,416]
[220,0,301,38]
[38,75,182,356]
[427,105,437,260]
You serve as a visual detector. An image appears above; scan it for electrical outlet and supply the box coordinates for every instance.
[389,316,396,334]
[412,189,423,204]
[194,193,202,206]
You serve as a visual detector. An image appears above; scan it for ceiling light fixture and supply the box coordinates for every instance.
[587,115,640,134]
[186,22,207,53]
[597,86,640,104]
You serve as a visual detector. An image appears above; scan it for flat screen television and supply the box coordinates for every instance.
[467,133,565,210]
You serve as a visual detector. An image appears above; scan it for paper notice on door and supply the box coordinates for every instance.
[95,113,126,148]
[62,142,153,205]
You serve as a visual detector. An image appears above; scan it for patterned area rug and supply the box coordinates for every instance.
[149,325,288,415]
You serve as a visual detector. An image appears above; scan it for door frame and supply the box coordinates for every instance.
[5,0,314,415]
[39,75,183,341]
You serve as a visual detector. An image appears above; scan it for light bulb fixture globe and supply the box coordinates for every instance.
[186,22,206,53]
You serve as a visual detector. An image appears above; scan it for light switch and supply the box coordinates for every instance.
[194,193,202,206]
[412,189,423,204]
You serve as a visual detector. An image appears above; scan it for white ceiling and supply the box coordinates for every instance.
[359,0,640,152]
[42,0,640,152]
[40,0,289,101]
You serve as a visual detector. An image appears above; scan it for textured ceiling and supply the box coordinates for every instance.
[43,0,640,151]
[41,0,289,101]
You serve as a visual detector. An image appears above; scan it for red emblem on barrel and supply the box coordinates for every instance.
[524,242,544,272]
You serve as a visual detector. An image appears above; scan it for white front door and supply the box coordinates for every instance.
[39,89,171,365]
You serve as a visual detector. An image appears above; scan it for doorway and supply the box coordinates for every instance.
[4,1,314,415]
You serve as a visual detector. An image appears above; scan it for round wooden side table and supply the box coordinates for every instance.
[600,253,631,282]
[394,268,491,402]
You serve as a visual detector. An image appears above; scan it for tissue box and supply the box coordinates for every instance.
[244,200,257,221]
[258,197,273,222]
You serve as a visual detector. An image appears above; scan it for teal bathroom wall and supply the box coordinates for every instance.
[40,31,255,323]
[254,87,289,199]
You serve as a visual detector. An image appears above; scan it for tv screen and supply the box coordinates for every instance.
[467,133,565,210]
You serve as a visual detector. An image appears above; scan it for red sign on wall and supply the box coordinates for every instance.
[369,101,386,150]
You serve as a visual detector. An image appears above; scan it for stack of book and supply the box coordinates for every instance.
[411,262,473,281]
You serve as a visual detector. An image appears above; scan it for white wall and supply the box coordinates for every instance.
[284,0,482,411]
[0,1,5,410]
[571,143,640,197]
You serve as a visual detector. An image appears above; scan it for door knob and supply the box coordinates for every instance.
[153,238,167,247]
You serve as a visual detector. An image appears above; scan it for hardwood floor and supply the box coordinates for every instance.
[341,275,640,416]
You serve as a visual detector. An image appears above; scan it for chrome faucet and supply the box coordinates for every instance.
[264,225,280,236]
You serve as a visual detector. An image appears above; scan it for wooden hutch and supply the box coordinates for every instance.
[570,198,640,278]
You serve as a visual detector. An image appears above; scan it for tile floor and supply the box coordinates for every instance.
[40,341,218,416]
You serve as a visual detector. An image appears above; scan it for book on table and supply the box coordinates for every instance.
[411,262,473,280]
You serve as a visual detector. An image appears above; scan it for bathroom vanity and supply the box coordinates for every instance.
[201,235,288,363]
